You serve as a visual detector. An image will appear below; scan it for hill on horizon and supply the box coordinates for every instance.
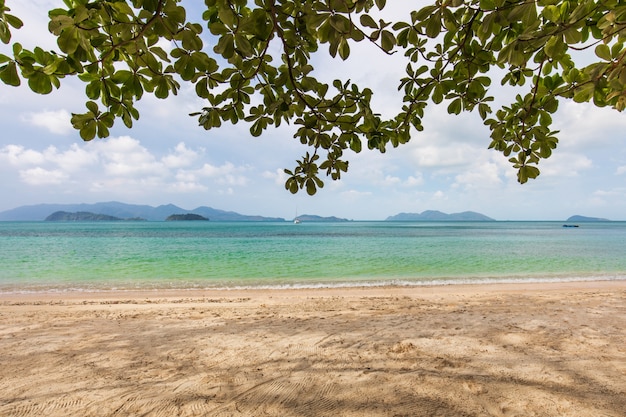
[385,210,495,221]
[1,202,616,222]
[295,214,350,222]
[0,202,285,222]
[566,215,610,222]
[44,211,145,222]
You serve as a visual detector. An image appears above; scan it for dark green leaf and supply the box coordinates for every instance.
[360,14,378,29]
[0,61,20,86]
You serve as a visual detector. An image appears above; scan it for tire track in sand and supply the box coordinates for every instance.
[209,374,341,416]
[0,396,85,417]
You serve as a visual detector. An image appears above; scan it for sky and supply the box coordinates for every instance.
[1,1,626,221]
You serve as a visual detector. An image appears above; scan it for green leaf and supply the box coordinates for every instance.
[154,77,170,98]
[286,177,298,194]
[27,72,53,94]
[57,26,80,54]
[86,101,99,114]
[541,5,560,23]
[338,39,350,60]
[218,6,236,27]
[214,34,235,59]
[447,98,462,114]
[0,21,10,44]
[413,6,437,22]
[97,121,110,138]
[5,13,24,30]
[85,81,101,99]
[425,16,441,38]
[0,61,20,86]
[80,120,96,141]
[330,15,351,33]
[595,44,611,61]
[518,165,540,183]
[478,103,491,119]
[432,84,443,104]
[360,14,378,29]
[305,178,317,195]
[380,30,395,52]
[573,83,595,103]
[543,96,558,113]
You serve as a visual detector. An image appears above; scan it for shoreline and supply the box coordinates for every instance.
[2,278,625,303]
[2,279,625,416]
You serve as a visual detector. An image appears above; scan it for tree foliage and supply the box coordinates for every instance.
[1,0,625,193]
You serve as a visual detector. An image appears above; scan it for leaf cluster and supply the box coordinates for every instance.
[1,0,625,191]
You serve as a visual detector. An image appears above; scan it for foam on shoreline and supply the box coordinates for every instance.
[2,278,625,304]
[2,273,625,296]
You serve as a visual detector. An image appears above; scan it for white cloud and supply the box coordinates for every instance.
[196,162,229,177]
[162,142,201,168]
[0,145,46,166]
[453,161,502,190]
[377,175,402,187]
[194,161,250,186]
[0,143,96,173]
[21,110,72,134]
[19,167,67,185]
[556,102,626,150]
[541,152,593,177]
[0,135,255,198]
[372,173,426,188]
[404,174,424,187]
[410,143,485,169]
[586,188,626,210]
[43,144,99,172]
[168,181,208,193]
[262,169,288,186]
[340,189,373,199]
[592,188,626,200]
[175,171,197,182]
[616,166,626,175]
[218,174,249,186]
[94,136,165,177]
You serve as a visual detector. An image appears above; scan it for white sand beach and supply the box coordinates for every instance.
[1,281,625,416]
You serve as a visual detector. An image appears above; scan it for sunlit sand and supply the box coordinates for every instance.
[1,281,625,416]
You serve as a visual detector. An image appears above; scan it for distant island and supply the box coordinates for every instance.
[45,211,145,222]
[0,202,286,222]
[1,202,618,223]
[294,214,349,222]
[165,213,209,221]
[566,215,610,222]
[386,210,495,221]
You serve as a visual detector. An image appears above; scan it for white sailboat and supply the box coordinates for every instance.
[294,207,301,224]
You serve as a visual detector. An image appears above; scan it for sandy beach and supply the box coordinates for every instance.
[1,281,625,416]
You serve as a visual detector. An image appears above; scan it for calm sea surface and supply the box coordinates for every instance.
[1,221,625,293]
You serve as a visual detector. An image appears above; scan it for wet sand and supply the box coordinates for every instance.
[1,281,625,416]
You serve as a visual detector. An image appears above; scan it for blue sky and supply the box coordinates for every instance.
[1,0,626,220]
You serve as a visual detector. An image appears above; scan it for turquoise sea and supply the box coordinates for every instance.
[1,221,625,293]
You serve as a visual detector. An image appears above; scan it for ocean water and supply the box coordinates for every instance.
[1,221,625,293]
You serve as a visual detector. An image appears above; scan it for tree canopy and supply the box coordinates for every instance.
[1,0,625,194]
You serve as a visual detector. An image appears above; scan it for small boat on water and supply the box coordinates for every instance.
[293,207,301,224]
[562,224,579,228]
